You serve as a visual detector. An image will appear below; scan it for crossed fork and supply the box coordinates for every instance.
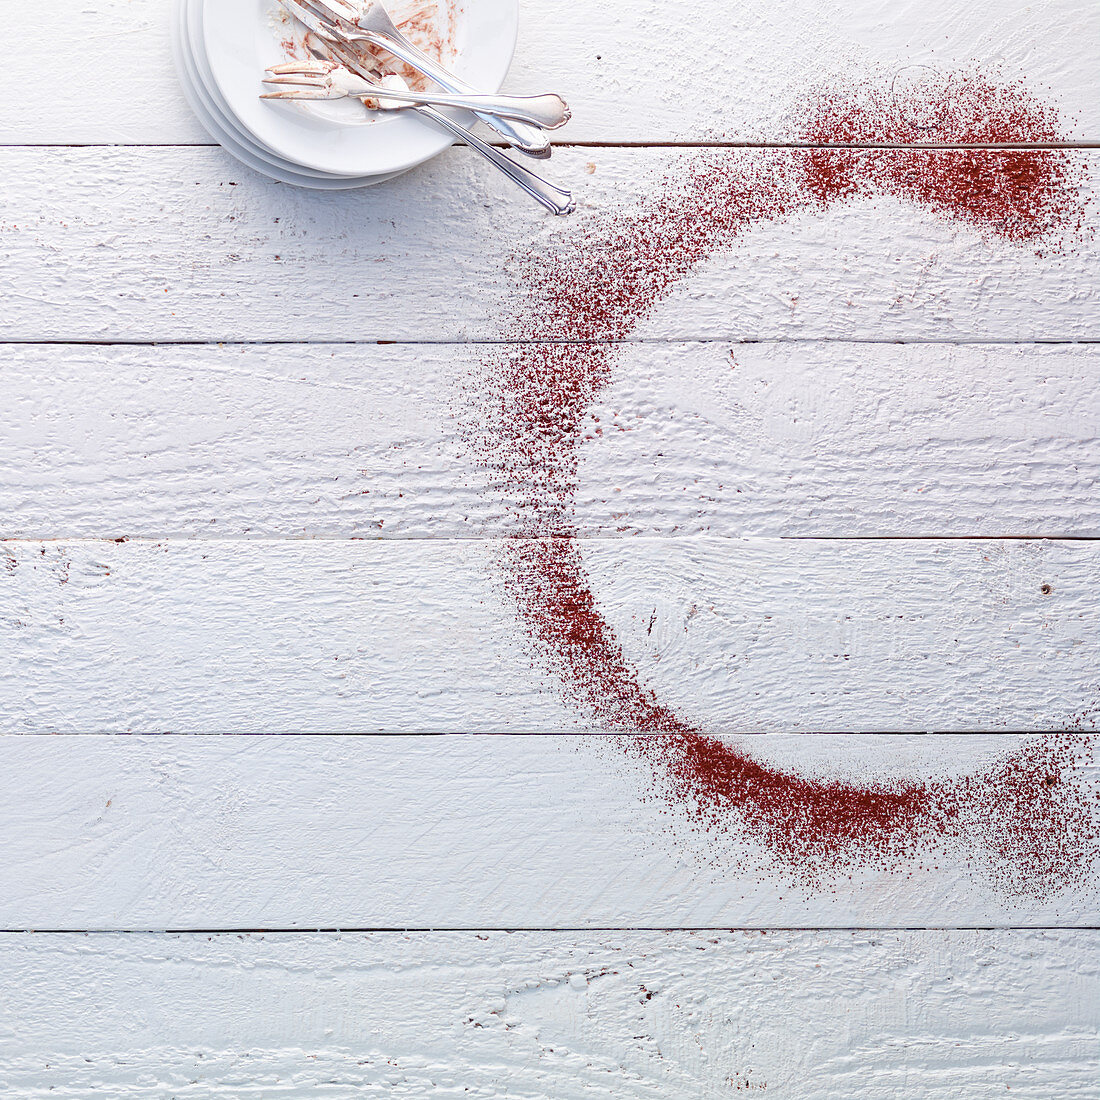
[266,0,575,213]
[264,58,570,131]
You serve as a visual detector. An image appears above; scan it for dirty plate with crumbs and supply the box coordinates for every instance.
[203,0,517,176]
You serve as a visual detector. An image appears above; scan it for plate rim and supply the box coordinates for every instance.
[202,0,520,176]
[174,0,400,188]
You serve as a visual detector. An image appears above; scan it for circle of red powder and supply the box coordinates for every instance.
[473,71,1097,894]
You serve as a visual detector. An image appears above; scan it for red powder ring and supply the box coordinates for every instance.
[475,71,1097,895]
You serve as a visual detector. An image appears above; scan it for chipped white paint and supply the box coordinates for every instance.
[2,735,1097,928]
[2,341,1098,539]
[3,0,1099,143]
[0,147,1097,342]
[1,930,1097,1098]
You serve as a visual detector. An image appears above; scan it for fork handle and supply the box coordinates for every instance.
[413,104,574,215]
[368,86,569,130]
[364,29,553,159]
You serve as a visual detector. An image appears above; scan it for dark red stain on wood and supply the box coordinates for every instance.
[473,71,1097,892]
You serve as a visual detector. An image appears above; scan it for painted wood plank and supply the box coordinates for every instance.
[0,735,1096,928]
[3,341,1098,539]
[1,147,1097,343]
[3,538,1098,733]
[0,929,1096,1097]
[3,0,1099,144]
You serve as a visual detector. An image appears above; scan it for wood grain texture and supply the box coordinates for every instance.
[3,341,1098,539]
[3,0,1099,144]
[1,735,1096,928]
[1,539,1098,732]
[1,147,1097,343]
[3,0,1097,1090]
[0,929,1097,1098]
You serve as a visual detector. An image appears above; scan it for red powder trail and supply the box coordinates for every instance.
[472,71,1097,892]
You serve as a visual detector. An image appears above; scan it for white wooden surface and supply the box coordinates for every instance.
[2,930,1097,1098]
[3,538,1098,732]
[2,147,1098,342]
[4,341,1099,538]
[4,0,1099,1092]
[4,0,1099,143]
[2,735,1097,929]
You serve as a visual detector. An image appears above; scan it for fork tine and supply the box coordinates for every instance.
[262,73,328,87]
[284,0,350,29]
[260,88,332,100]
[266,59,334,76]
[306,30,385,81]
[278,0,340,40]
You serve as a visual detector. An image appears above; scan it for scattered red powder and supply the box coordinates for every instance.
[627,732,1097,895]
[472,70,1097,893]
[797,70,1067,145]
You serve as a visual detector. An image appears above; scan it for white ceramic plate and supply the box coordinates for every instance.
[184,0,337,179]
[203,0,518,176]
[187,0,389,181]
[174,0,361,187]
[174,0,399,188]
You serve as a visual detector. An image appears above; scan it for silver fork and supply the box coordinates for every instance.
[263,58,570,129]
[302,40,574,214]
[279,0,553,158]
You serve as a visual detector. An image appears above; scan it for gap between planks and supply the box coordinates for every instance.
[0,730,1089,736]
[3,926,1098,934]
[1,536,1098,544]
[5,141,1100,150]
[3,337,1100,347]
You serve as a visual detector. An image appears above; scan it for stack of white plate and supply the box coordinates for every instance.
[172,0,518,189]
